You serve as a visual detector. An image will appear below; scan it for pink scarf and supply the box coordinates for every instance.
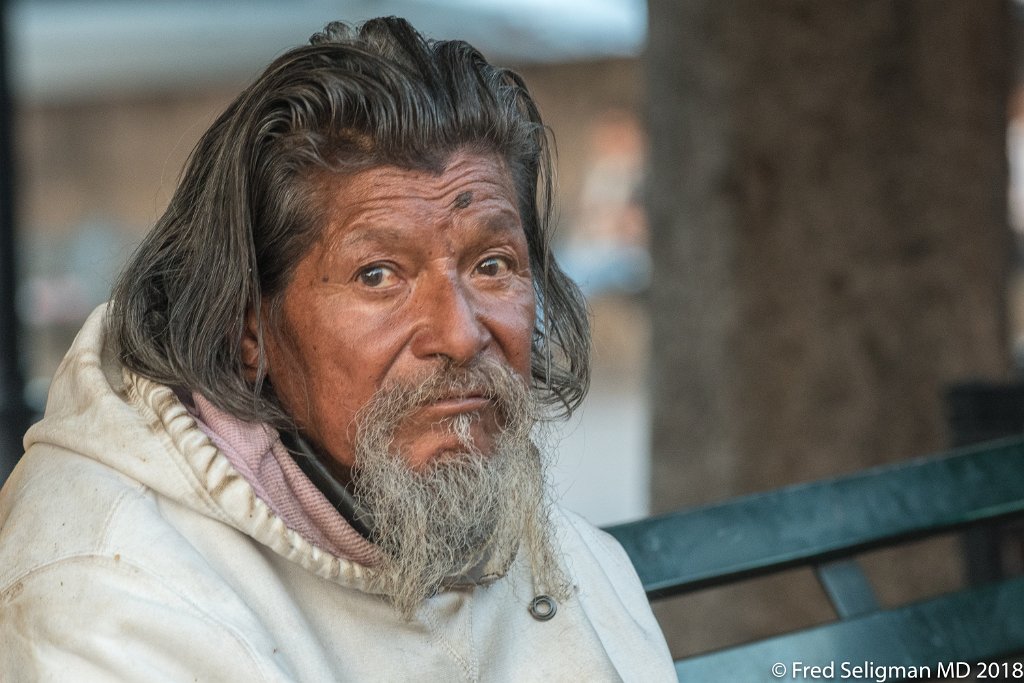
[189,393,379,566]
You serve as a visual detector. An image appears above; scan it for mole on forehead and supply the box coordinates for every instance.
[452,191,473,209]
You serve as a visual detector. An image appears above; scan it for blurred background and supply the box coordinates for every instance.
[1,0,1022,661]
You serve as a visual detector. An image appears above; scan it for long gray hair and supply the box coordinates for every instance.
[108,17,590,426]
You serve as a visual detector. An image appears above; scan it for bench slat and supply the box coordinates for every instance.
[675,575,1024,681]
[606,437,1024,597]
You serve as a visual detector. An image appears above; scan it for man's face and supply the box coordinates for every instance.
[261,151,536,472]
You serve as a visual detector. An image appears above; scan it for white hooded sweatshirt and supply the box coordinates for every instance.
[0,306,675,682]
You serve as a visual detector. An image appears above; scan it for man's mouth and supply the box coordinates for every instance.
[416,394,491,420]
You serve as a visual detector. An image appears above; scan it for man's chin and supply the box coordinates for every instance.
[393,423,498,470]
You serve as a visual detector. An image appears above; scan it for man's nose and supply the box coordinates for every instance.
[409,272,491,364]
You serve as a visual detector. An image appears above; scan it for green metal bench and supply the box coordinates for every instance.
[604,437,1024,681]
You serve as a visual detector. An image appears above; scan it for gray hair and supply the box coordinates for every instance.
[108,17,590,425]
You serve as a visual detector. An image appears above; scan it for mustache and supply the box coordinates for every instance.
[359,356,533,426]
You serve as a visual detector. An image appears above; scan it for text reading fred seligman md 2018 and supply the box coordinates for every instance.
[772,660,1023,682]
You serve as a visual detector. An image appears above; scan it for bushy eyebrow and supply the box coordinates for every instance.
[334,227,407,251]
[481,212,525,235]
[324,200,526,258]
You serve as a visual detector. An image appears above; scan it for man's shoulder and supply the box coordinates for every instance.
[547,504,677,680]
[550,504,641,581]
[0,449,280,681]
[0,444,172,589]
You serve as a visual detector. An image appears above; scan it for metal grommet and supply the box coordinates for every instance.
[528,595,557,621]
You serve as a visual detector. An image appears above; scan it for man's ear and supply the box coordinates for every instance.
[241,309,262,382]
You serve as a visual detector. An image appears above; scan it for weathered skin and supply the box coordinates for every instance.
[245,151,536,476]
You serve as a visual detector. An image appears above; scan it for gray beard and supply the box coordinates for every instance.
[350,357,567,618]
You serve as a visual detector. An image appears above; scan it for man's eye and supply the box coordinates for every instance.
[475,256,511,277]
[357,265,398,288]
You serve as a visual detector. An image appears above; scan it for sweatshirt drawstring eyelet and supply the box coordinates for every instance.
[528,595,556,621]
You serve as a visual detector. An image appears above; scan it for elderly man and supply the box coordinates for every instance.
[0,17,673,681]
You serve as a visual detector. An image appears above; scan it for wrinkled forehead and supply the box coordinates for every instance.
[305,150,522,242]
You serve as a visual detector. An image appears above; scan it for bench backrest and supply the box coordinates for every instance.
[604,437,1024,679]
